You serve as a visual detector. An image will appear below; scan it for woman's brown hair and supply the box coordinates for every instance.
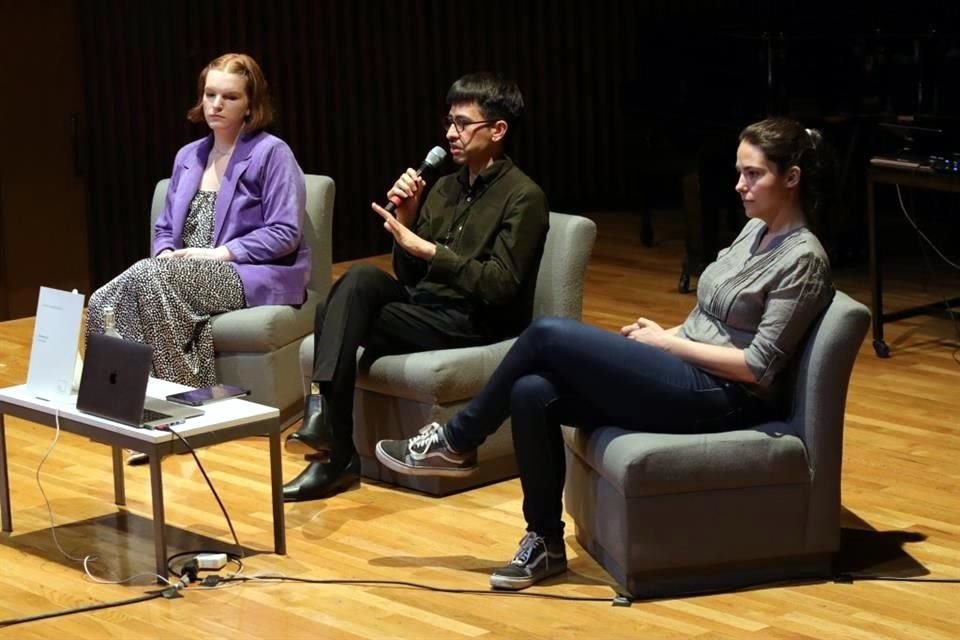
[739,117,835,233]
[186,53,273,132]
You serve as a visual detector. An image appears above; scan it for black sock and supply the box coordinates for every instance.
[309,381,332,397]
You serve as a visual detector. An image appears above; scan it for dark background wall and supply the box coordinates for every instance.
[2,0,959,319]
[1,0,88,320]
[76,0,658,287]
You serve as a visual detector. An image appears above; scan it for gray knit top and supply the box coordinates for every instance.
[677,218,833,403]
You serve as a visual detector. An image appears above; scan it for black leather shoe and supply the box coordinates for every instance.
[282,454,361,502]
[285,393,334,456]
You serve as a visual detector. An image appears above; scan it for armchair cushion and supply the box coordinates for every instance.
[211,290,319,353]
[355,339,516,405]
[564,426,809,498]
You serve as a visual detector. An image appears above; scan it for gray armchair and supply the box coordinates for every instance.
[299,211,598,495]
[150,174,334,427]
[563,290,870,598]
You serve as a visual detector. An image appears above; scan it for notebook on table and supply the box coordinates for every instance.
[77,334,204,429]
[25,286,85,401]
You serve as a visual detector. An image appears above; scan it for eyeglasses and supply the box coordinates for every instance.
[442,115,498,134]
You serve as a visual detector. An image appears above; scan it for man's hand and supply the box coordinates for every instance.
[372,202,436,260]
[169,246,233,261]
[621,317,670,350]
[386,168,426,228]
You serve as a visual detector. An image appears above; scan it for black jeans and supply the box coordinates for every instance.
[311,264,491,454]
[444,316,766,539]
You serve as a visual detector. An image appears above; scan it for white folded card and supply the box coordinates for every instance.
[25,286,85,402]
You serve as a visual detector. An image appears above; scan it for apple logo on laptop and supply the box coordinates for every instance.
[109,370,118,385]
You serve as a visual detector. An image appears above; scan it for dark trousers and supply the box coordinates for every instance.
[312,264,491,454]
[444,316,765,539]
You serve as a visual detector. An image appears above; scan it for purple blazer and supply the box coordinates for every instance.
[153,130,310,307]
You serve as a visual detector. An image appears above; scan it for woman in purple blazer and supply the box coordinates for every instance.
[87,53,308,393]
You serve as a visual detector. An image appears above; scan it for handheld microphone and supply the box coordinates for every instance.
[384,146,448,213]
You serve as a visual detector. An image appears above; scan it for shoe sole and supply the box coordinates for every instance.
[283,472,360,503]
[375,442,478,478]
[284,438,332,457]
[489,563,568,590]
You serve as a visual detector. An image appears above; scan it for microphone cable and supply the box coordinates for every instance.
[164,426,247,576]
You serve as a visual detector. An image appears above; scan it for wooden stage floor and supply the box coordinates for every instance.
[0,211,957,638]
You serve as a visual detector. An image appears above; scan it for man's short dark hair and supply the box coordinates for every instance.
[446,72,524,125]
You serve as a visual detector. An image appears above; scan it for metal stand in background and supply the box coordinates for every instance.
[866,163,960,357]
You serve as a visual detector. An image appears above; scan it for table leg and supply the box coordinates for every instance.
[112,446,126,506]
[867,175,890,358]
[0,414,11,532]
[149,453,167,582]
[269,428,286,554]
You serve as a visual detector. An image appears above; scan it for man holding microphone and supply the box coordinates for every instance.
[283,72,550,502]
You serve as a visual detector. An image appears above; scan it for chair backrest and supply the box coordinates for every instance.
[532,212,597,320]
[785,289,869,550]
[301,175,335,297]
[149,174,335,297]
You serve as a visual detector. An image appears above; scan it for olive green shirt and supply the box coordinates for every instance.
[393,157,549,338]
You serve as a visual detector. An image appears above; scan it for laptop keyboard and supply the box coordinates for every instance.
[142,408,172,423]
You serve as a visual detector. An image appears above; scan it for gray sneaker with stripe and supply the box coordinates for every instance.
[490,532,568,590]
[375,422,478,477]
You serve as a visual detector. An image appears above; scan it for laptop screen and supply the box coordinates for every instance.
[77,334,153,426]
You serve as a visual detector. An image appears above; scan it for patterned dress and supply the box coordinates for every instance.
[87,191,245,387]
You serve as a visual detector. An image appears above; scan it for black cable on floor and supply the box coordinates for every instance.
[835,574,960,584]
[0,591,165,628]
[3,568,956,629]
[207,575,617,602]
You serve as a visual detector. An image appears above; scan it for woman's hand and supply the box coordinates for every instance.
[622,317,756,383]
[156,249,174,259]
[169,246,233,261]
[622,317,669,349]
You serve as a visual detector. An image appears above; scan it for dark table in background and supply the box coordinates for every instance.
[866,162,960,357]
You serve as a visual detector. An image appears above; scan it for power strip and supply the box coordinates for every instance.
[196,553,228,571]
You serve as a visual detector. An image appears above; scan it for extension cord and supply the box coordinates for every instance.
[196,553,228,571]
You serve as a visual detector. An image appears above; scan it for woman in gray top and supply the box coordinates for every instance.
[375,117,835,591]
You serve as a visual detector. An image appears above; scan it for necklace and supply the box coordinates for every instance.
[211,146,233,157]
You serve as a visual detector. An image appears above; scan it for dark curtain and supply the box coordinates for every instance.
[76,0,960,287]
[78,0,665,287]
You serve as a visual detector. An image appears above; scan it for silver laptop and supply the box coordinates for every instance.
[77,334,204,429]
